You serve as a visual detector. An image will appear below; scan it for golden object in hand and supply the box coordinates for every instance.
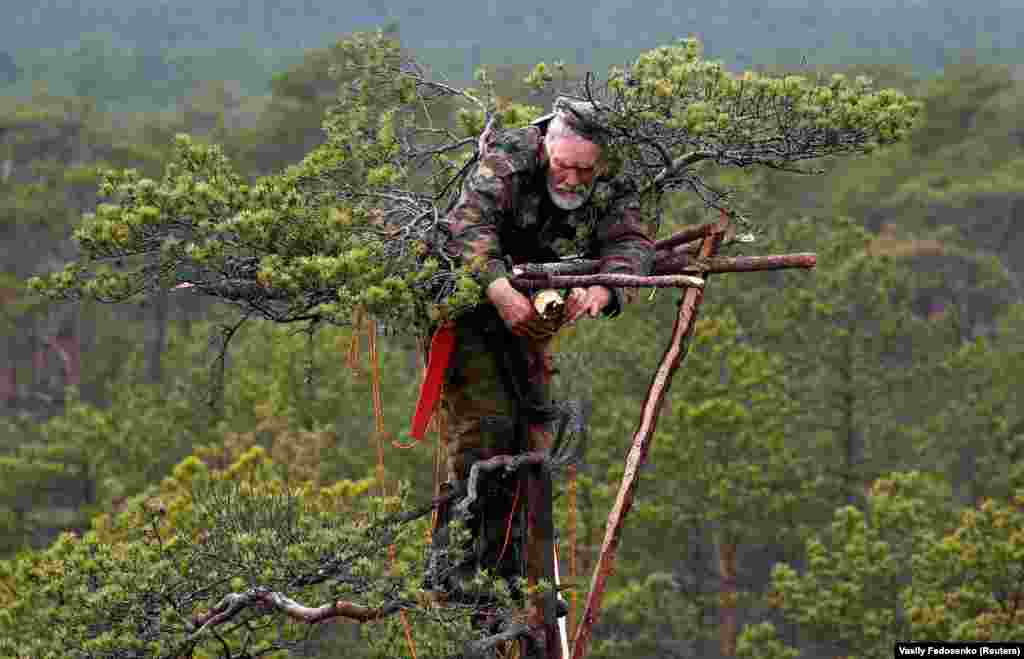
[532,289,566,321]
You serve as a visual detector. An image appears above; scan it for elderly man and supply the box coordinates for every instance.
[431,96,654,645]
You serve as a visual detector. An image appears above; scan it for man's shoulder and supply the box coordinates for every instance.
[477,124,543,178]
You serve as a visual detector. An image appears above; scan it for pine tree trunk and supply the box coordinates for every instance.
[0,330,14,405]
[145,289,169,384]
[717,538,739,657]
[840,333,868,509]
[0,365,13,404]
[209,328,229,419]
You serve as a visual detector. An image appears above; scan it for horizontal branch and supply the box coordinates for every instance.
[511,253,816,282]
[185,582,531,659]
[648,150,715,193]
[509,273,705,291]
[190,587,409,633]
[175,280,287,300]
[655,252,818,275]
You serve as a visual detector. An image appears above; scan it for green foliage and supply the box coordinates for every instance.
[662,311,810,536]
[0,303,430,558]
[0,444,411,658]
[572,308,812,655]
[4,18,1021,659]
[824,63,1024,271]
[28,33,923,339]
[907,304,1024,503]
[0,378,209,556]
[214,319,426,490]
[28,31,484,330]
[750,215,942,511]
[0,423,532,658]
[736,622,801,659]
[522,38,922,215]
[904,493,1024,641]
[765,471,1024,655]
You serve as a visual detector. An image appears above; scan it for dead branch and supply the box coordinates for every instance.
[455,451,550,518]
[509,273,704,292]
[662,252,818,274]
[572,214,729,659]
[188,587,409,634]
[512,253,816,280]
[184,584,532,659]
[464,623,533,659]
[653,220,720,251]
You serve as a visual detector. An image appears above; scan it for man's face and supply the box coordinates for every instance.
[544,136,602,211]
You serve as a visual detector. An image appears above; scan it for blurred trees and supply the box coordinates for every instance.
[0,51,19,86]
[755,467,1024,654]
[540,55,1024,657]
[0,21,1022,659]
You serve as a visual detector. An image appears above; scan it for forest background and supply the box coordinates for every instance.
[1,1,1023,657]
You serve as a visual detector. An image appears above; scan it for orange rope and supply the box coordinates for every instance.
[567,463,578,639]
[367,318,387,496]
[387,543,419,659]
[496,478,523,566]
[365,317,417,659]
[400,611,418,659]
[494,477,524,659]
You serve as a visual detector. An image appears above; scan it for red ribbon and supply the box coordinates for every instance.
[408,321,456,442]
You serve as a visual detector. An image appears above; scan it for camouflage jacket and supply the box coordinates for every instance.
[440,124,655,317]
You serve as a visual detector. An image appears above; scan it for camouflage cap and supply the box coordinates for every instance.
[532,95,611,146]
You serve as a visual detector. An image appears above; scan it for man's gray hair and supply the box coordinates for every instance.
[542,96,611,148]
[544,112,588,146]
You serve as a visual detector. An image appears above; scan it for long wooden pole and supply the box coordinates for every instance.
[510,252,817,280]
[571,213,729,659]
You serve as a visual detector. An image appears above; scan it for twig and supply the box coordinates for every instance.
[386,487,465,525]
[411,136,478,159]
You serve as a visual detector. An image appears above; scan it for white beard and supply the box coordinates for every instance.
[547,178,593,211]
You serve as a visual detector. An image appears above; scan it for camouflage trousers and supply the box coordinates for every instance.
[430,304,562,639]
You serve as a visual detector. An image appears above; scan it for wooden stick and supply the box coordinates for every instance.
[653,221,719,251]
[571,213,729,659]
[653,252,817,275]
[512,253,816,282]
[510,273,705,292]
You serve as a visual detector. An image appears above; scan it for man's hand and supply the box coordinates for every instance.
[487,278,552,339]
[565,285,612,323]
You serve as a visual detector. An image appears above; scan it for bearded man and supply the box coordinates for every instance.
[429,96,654,645]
